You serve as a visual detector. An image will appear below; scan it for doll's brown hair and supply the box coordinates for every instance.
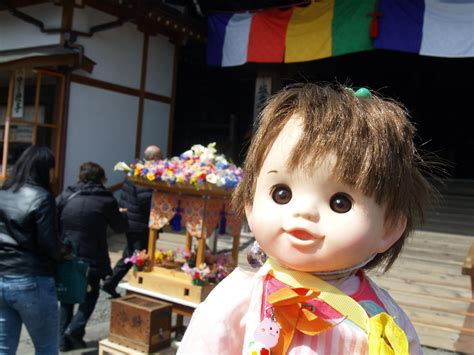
[233,83,433,271]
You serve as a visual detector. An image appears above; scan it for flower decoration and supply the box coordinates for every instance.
[181,251,232,286]
[124,249,148,271]
[115,142,243,190]
[155,246,193,268]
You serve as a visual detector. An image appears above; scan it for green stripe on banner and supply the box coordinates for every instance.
[332,0,375,57]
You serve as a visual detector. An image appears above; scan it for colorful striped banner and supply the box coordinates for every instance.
[375,0,474,58]
[207,0,474,67]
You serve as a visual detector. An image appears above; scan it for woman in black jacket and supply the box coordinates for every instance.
[0,146,62,354]
[57,162,128,351]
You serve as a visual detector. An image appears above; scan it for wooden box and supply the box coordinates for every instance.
[129,266,215,303]
[99,338,147,355]
[109,295,172,353]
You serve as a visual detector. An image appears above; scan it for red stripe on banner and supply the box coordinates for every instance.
[247,8,293,63]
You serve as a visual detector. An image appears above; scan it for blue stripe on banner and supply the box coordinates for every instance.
[374,0,425,54]
[207,13,233,67]
[222,13,254,67]
[420,0,474,58]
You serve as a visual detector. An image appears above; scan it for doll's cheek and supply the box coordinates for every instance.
[376,217,407,253]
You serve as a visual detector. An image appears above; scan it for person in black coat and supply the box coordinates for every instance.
[0,146,63,354]
[57,162,128,351]
[102,145,162,298]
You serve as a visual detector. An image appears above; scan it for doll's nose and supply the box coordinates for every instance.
[292,201,320,222]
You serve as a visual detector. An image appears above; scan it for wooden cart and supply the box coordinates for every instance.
[127,176,242,303]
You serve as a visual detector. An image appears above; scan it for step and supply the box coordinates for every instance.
[419,222,474,236]
[429,178,474,196]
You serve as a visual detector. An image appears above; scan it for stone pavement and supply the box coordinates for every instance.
[17,230,462,354]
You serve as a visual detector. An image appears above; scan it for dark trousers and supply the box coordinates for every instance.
[59,273,101,341]
[102,232,148,290]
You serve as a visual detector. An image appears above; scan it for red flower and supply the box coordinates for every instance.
[136,258,145,266]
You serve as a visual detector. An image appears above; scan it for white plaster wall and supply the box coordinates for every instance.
[146,35,174,97]
[140,99,170,158]
[73,6,142,89]
[64,83,138,188]
[0,4,61,51]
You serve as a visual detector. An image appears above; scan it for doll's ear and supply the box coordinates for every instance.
[376,216,407,253]
[244,204,254,232]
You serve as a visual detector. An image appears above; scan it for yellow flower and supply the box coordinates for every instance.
[146,171,155,181]
[155,250,163,262]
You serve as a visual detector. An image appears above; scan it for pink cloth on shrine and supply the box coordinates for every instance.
[177,268,422,355]
[148,191,241,238]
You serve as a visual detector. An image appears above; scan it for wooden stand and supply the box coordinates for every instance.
[99,338,147,355]
[129,177,242,304]
[119,282,197,339]
[129,266,214,303]
[462,242,474,298]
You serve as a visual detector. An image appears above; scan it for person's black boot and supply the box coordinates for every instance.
[102,283,121,299]
[65,333,87,349]
[59,337,73,352]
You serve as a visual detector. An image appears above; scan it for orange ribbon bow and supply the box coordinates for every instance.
[267,286,335,354]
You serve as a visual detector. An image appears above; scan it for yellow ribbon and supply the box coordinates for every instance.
[368,313,409,354]
[268,286,334,355]
[262,259,409,354]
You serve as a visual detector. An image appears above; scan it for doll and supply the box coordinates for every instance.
[178,83,432,354]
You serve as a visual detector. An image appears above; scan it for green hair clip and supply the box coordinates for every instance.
[354,87,371,98]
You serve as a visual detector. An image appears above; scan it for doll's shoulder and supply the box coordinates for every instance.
[177,268,263,354]
[203,267,260,304]
[364,275,402,317]
[186,267,263,328]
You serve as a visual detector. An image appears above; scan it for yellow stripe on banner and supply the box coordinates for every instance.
[264,259,369,333]
[285,0,334,63]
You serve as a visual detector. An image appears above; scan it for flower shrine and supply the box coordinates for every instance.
[115,143,243,302]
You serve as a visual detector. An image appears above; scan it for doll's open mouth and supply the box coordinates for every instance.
[286,230,324,244]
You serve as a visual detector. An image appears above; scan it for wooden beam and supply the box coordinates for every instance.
[135,33,149,159]
[166,44,178,157]
[1,74,15,179]
[1,0,48,9]
[60,0,75,44]
[0,53,95,73]
[83,0,205,42]
[71,74,171,103]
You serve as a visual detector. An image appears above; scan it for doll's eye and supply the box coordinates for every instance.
[330,193,352,213]
[271,185,292,204]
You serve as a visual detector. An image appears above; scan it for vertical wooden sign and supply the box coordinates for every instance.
[12,69,25,119]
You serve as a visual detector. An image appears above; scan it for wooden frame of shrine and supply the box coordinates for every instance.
[127,176,242,302]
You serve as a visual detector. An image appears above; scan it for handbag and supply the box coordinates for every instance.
[55,189,89,304]
[55,257,89,304]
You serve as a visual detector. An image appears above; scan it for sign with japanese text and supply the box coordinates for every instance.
[12,69,25,118]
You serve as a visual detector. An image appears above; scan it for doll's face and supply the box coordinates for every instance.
[245,118,404,272]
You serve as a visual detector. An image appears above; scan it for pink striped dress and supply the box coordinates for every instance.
[177,268,422,355]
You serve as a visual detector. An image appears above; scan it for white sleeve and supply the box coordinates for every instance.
[177,269,256,355]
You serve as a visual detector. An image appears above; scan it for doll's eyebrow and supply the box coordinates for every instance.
[267,170,278,174]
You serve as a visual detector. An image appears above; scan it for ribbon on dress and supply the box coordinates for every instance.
[262,259,409,354]
[267,286,334,354]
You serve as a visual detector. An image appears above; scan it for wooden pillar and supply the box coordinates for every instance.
[195,227,206,266]
[185,231,192,253]
[146,228,159,271]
